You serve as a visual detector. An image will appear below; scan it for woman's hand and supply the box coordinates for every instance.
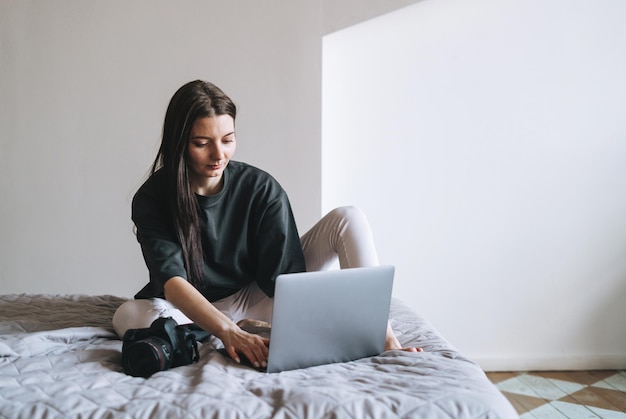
[218,326,270,369]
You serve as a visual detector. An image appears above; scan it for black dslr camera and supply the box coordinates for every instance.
[121,317,209,377]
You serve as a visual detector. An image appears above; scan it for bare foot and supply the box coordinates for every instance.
[385,330,424,352]
[385,341,424,352]
[236,319,271,329]
[236,319,271,339]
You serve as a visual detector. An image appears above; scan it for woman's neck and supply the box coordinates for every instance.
[191,175,223,196]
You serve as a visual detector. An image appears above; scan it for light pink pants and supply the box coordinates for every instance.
[112,206,379,337]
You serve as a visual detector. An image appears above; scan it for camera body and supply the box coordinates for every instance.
[121,317,206,377]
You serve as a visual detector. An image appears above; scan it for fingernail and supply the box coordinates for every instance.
[254,362,260,368]
[262,361,267,367]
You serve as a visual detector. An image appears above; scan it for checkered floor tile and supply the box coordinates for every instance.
[487,370,626,418]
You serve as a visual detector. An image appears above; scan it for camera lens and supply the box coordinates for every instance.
[122,337,173,377]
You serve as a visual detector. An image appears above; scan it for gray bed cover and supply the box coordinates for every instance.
[0,294,517,418]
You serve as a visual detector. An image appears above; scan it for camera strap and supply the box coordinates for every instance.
[183,323,211,343]
[184,333,201,363]
[180,324,211,363]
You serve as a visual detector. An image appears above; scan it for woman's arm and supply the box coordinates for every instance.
[163,276,269,368]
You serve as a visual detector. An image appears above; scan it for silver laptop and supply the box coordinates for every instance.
[265,265,394,373]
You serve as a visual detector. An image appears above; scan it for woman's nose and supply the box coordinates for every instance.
[210,145,225,160]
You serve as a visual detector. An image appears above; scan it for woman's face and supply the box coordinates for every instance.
[187,115,236,195]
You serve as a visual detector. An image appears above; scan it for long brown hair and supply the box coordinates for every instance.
[151,80,236,288]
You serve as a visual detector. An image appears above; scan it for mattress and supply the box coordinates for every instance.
[0,294,517,418]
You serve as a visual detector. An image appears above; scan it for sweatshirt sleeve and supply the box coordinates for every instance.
[131,180,188,298]
[253,191,306,298]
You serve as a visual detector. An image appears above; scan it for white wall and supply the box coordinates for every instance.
[0,0,322,296]
[321,0,421,34]
[323,0,626,370]
[0,0,416,295]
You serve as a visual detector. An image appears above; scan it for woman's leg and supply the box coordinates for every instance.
[300,206,421,352]
[112,298,193,338]
[300,206,379,271]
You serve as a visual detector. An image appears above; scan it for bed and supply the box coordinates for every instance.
[0,294,517,418]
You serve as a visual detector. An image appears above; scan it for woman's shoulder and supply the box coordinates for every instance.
[228,161,279,184]
[131,170,174,231]
[227,161,286,197]
[132,170,167,209]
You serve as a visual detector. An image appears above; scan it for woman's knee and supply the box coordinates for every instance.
[326,206,370,231]
[112,299,160,338]
[328,206,379,268]
[327,205,362,220]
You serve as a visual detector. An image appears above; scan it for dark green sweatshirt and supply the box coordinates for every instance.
[132,161,306,301]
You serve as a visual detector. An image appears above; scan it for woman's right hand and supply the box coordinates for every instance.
[163,277,270,369]
[219,326,270,369]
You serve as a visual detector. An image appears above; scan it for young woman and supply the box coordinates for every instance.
[113,80,420,370]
